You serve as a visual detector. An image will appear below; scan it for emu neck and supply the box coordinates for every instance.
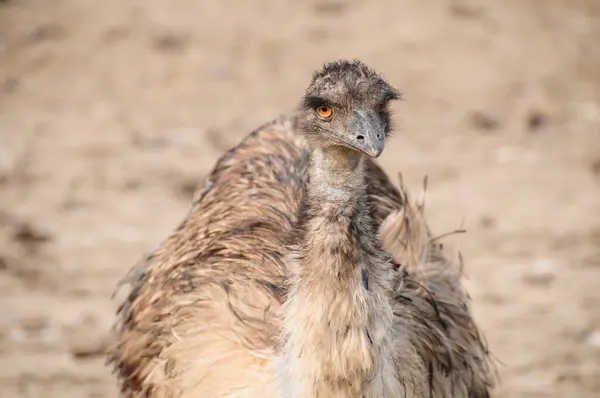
[308,146,365,204]
[297,146,369,283]
[278,146,390,397]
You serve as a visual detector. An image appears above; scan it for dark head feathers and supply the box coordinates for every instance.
[301,59,401,137]
[308,59,401,102]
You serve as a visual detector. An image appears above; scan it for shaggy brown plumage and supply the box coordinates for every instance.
[108,60,493,397]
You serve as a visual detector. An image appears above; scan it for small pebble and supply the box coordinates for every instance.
[526,110,547,131]
[583,330,600,347]
[470,111,500,132]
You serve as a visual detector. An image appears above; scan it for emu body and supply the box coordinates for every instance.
[109,61,493,398]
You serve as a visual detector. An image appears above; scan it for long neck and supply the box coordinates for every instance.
[298,146,369,279]
[276,146,396,397]
[307,146,366,205]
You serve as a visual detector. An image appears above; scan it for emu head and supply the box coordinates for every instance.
[297,60,400,158]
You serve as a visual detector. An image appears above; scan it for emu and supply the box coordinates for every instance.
[109,60,493,397]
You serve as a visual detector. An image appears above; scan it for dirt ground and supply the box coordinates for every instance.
[0,0,599,397]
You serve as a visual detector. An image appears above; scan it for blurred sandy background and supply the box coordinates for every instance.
[1,0,599,397]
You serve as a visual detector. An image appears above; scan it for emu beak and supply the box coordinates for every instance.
[346,110,385,158]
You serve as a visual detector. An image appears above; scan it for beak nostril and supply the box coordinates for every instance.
[356,135,365,141]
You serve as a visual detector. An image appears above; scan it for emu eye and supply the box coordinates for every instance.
[316,105,333,119]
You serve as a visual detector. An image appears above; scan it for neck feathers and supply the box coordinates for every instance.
[293,146,370,284]
[276,146,399,397]
[308,146,366,203]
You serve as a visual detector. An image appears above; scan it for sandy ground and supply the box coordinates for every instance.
[0,0,599,397]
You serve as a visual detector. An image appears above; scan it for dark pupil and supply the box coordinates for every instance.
[320,106,328,112]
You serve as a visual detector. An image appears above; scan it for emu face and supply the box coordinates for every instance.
[297,60,400,158]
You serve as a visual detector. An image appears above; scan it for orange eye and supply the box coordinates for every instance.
[316,105,333,119]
